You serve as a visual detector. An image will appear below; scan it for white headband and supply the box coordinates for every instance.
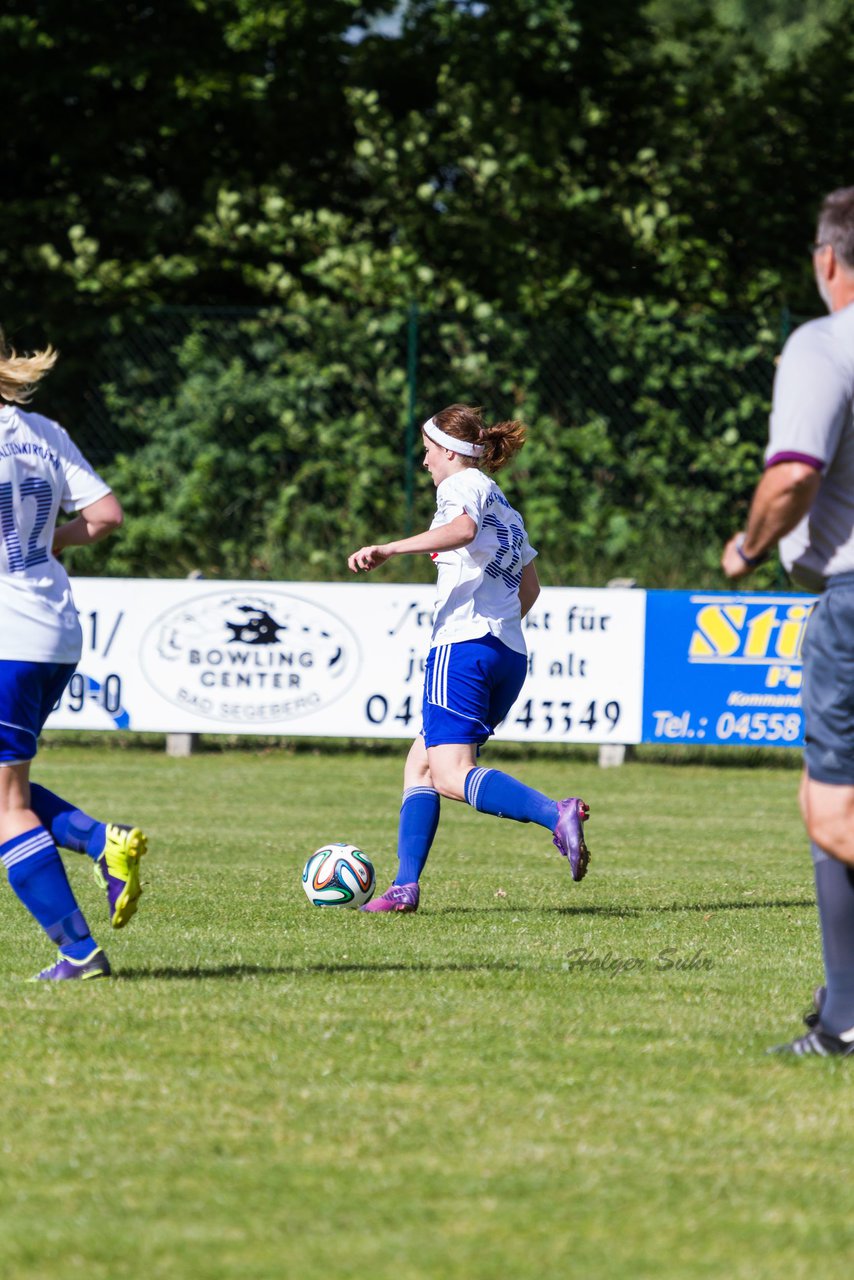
[422,417,485,457]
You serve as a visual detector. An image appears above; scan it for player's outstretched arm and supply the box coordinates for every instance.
[348,514,477,573]
[53,492,124,554]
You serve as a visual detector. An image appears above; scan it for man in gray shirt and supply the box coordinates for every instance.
[722,185,854,1055]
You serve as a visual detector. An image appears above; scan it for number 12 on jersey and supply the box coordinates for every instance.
[0,478,52,570]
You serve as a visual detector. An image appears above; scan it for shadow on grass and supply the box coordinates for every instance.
[433,897,816,917]
[118,960,527,980]
[116,898,815,979]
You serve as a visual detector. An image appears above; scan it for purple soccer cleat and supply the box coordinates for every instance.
[33,947,112,982]
[361,882,420,913]
[552,798,591,882]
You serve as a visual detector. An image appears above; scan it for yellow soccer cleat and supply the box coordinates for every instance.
[93,824,148,928]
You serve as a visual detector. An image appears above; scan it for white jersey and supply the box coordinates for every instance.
[0,405,111,662]
[429,468,537,654]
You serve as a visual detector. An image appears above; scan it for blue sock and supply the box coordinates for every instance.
[812,842,854,1036]
[395,787,441,885]
[464,768,558,830]
[1,826,96,957]
[29,784,106,859]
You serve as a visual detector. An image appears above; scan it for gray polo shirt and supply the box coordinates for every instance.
[766,301,854,589]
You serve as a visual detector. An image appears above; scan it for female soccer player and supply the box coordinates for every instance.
[347,403,590,912]
[0,330,147,979]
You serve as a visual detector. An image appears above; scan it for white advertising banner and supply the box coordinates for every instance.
[44,579,646,744]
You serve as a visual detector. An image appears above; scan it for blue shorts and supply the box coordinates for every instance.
[0,660,76,765]
[802,574,854,785]
[422,634,527,748]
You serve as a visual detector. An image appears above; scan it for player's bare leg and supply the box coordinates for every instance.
[426,742,477,800]
[802,775,854,867]
[403,734,434,790]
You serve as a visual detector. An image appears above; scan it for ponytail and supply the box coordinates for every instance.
[430,403,527,473]
[0,329,58,404]
[478,418,527,473]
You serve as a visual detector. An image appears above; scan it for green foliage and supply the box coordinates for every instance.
[646,0,851,69]
[68,302,777,588]
[0,0,397,339]
[76,307,411,580]
[9,0,851,344]
[5,1,853,584]
[412,304,778,586]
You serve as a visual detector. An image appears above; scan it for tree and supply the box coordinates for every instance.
[6,0,854,586]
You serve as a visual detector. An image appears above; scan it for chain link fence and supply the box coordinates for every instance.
[49,303,801,585]
[76,301,788,465]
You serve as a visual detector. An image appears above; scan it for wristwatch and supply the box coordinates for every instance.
[735,536,767,568]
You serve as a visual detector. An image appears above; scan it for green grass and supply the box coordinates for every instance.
[2,742,852,1280]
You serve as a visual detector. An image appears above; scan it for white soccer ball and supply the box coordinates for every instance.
[302,843,376,908]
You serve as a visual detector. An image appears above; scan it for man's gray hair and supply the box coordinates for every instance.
[817,187,854,271]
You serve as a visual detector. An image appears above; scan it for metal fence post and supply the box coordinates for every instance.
[166,569,204,757]
[404,301,419,534]
[598,577,638,768]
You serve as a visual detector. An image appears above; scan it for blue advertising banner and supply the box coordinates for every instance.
[641,591,816,747]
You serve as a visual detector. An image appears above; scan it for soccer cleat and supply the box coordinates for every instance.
[33,947,112,982]
[803,985,827,1029]
[361,882,420,913]
[94,824,148,928]
[769,1022,854,1057]
[552,797,590,881]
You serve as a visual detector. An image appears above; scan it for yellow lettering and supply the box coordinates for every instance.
[776,604,813,660]
[744,607,779,658]
[689,605,746,658]
[765,665,802,689]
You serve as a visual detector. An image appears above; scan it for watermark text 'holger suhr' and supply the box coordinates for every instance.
[563,947,714,976]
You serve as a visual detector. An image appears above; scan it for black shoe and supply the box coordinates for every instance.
[769,1022,854,1056]
[803,984,826,1029]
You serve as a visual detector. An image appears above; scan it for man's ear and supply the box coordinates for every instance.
[825,245,839,280]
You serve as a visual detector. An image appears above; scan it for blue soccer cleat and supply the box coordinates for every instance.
[33,947,112,981]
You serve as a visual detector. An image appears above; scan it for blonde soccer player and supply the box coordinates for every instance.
[348,403,590,911]
[0,330,147,979]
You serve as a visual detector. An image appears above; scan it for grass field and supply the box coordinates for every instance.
[3,739,854,1280]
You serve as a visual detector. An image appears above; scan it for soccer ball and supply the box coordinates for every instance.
[302,843,376,908]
